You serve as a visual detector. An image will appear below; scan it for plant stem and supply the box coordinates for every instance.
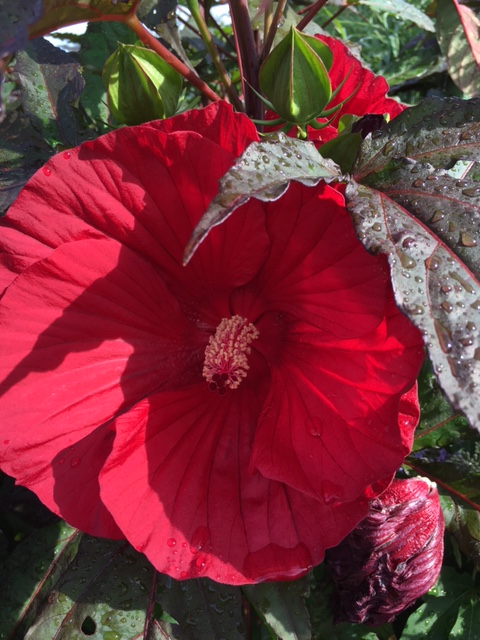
[322,4,348,29]
[123,13,221,104]
[186,0,243,110]
[228,0,262,119]
[297,0,329,31]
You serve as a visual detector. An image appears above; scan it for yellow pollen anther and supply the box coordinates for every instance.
[203,315,259,395]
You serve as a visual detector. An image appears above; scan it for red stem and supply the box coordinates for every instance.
[297,0,330,31]
[227,0,262,119]
[123,13,221,104]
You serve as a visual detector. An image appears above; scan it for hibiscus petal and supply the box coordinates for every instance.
[0,236,202,535]
[3,103,268,305]
[99,384,371,584]
[251,293,423,503]
[255,182,389,338]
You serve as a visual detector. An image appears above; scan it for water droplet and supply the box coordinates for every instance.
[426,256,440,270]
[70,457,81,468]
[462,187,480,197]
[412,179,425,188]
[190,526,210,554]
[402,237,416,249]
[460,130,474,141]
[435,320,453,353]
[460,232,477,247]
[42,166,52,177]
[466,322,476,331]
[167,538,176,547]
[441,285,452,294]
[398,251,416,269]
[441,301,453,313]
[3,439,10,445]
[430,210,444,224]
[372,222,382,232]
[62,151,71,160]
[460,337,474,347]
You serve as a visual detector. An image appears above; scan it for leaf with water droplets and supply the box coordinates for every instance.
[436,0,480,97]
[15,38,86,148]
[183,133,341,264]
[362,159,480,278]
[156,576,244,640]
[243,579,311,640]
[401,567,479,640]
[353,97,480,178]
[346,182,480,431]
[0,522,80,639]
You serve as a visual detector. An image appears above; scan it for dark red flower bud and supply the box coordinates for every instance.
[325,478,444,626]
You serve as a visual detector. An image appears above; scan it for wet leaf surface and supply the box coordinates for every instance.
[440,496,480,571]
[0,110,52,214]
[243,580,311,640]
[345,182,480,431]
[353,97,480,177]
[184,134,341,264]
[15,38,86,148]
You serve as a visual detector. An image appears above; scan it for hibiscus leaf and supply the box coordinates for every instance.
[0,110,52,214]
[355,0,435,32]
[353,96,480,178]
[243,579,311,640]
[436,0,480,96]
[15,38,86,148]
[0,521,80,639]
[414,358,470,448]
[156,576,244,640]
[345,182,480,430]
[0,0,42,58]
[440,496,480,570]
[401,567,479,640]
[29,1,139,40]
[184,134,341,264]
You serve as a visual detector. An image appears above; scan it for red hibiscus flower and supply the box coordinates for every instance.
[325,477,445,625]
[266,35,404,144]
[0,102,423,584]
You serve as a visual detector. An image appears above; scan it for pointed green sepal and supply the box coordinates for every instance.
[259,27,332,126]
[103,44,182,125]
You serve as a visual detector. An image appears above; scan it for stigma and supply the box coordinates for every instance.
[203,315,259,395]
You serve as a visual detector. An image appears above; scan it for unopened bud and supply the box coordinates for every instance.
[325,477,444,626]
[103,44,182,125]
[259,27,332,126]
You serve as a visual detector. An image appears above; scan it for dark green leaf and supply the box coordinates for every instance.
[157,576,244,640]
[353,97,480,178]
[28,0,138,39]
[0,528,245,640]
[436,0,480,97]
[401,567,479,639]
[0,522,80,640]
[345,182,480,430]
[414,358,470,448]
[440,496,480,570]
[0,0,42,58]
[354,0,435,32]
[15,38,86,147]
[184,135,341,264]
[0,110,52,214]
[244,579,311,640]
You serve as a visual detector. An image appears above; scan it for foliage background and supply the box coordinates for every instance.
[1,1,480,638]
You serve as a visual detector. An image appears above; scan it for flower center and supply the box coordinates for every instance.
[203,315,259,395]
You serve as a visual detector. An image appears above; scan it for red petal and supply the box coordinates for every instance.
[250,292,423,503]
[99,385,370,584]
[0,236,201,535]
[311,36,404,143]
[255,182,389,338]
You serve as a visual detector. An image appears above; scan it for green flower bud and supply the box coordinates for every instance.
[103,44,182,126]
[259,27,333,126]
